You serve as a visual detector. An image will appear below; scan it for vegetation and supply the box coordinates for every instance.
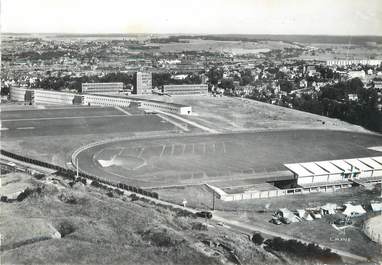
[264,237,342,264]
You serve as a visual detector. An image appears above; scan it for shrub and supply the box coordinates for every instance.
[252,232,264,245]
[264,237,342,264]
[57,221,75,237]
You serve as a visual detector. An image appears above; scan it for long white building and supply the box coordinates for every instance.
[81,82,123,94]
[9,87,192,115]
[285,156,382,186]
[163,84,208,96]
[326,59,382,66]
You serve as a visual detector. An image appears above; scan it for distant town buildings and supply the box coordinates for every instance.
[326,59,382,66]
[81,82,123,94]
[163,84,208,96]
[348,71,366,80]
[133,72,152,94]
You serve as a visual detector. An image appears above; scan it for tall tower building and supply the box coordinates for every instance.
[133,72,152,94]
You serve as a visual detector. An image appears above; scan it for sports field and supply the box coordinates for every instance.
[1,106,180,138]
[75,130,382,188]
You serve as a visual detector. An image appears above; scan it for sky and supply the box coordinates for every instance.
[1,0,382,35]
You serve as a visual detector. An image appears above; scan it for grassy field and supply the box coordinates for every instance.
[298,43,382,60]
[154,39,298,54]
[1,107,179,138]
[76,130,382,188]
[140,96,371,133]
[154,184,382,259]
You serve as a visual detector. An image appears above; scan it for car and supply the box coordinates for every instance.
[269,217,282,225]
[334,218,352,226]
[195,211,213,219]
[279,217,291,224]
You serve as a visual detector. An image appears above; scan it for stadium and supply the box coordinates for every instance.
[3,86,382,200]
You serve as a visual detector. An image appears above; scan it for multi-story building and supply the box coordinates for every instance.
[9,87,192,115]
[374,80,382,91]
[133,72,152,94]
[81,82,123,94]
[326,59,382,67]
[163,84,208,96]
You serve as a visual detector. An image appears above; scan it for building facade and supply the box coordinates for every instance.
[163,84,208,96]
[81,82,123,94]
[9,87,192,115]
[285,156,382,186]
[133,72,152,94]
[326,59,382,66]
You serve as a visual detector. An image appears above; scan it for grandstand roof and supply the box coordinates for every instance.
[315,161,343,174]
[330,160,354,172]
[372,156,382,165]
[300,162,328,175]
[345,159,372,171]
[284,163,313,177]
[358,157,382,170]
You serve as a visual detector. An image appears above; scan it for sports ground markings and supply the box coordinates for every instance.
[368,146,382,152]
[159,145,166,157]
[156,113,189,132]
[154,110,218,133]
[114,106,132,116]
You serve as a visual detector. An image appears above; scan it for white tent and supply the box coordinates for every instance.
[370,202,382,212]
[296,209,313,221]
[342,204,366,217]
[321,203,338,215]
[277,208,301,223]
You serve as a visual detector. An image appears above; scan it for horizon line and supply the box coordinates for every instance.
[3,32,382,38]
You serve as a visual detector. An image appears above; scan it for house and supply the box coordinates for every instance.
[342,204,366,217]
[347,94,358,102]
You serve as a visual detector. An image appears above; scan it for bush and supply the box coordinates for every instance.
[33,173,45,180]
[264,237,342,264]
[57,221,75,237]
[252,232,264,245]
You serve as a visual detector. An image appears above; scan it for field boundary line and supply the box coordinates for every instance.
[114,106,132,116]
[155,110,219,133]
[156,113,189,132]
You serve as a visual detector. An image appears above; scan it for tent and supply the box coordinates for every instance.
[321,203,338,215]
[277,208,301,223]
[342,204,366,217]
[370,202,382,212]
[296,209,313,221]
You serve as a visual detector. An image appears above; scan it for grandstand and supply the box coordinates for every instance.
[285,156,382,187]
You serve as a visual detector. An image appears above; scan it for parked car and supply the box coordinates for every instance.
[195,211,213,219]
[334,218,352,226]
[279,217,291,224]
[269,217,282,225]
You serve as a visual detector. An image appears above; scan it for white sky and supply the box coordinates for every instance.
[1,0,382,35]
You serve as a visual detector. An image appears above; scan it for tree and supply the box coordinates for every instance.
[252,232,264,245]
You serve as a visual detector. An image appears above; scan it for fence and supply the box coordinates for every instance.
[0,149,158,199]
[206,182,353,201]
